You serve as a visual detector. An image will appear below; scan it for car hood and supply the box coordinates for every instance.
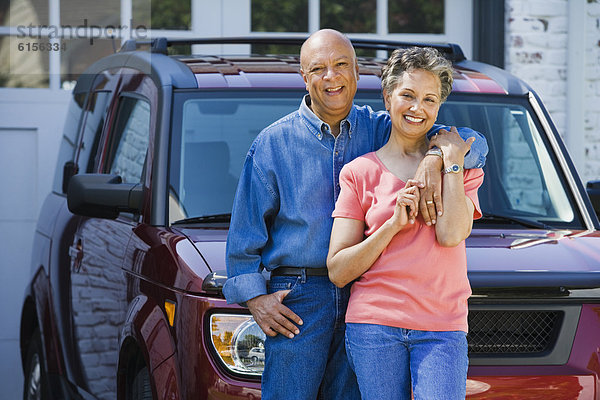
[176,227,600,292]
[466,228,600,288]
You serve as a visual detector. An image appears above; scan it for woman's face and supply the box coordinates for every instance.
[383,69,442,139]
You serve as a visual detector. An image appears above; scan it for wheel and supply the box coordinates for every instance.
[23,329,49,400]
[129,366,152,400]
[251,356,258,364]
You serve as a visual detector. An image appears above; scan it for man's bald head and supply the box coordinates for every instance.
[300,29,356,71]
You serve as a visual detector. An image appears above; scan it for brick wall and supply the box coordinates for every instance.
[585,1,600,181]
[506,0,600,184]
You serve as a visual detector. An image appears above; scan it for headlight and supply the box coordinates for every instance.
[209,313,266,376]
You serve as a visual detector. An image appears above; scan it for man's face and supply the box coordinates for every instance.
[300,33,359,127]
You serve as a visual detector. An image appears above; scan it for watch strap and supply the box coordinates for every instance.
[442,163,463,175]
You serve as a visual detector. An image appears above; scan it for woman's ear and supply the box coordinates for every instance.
[382,89,391,111]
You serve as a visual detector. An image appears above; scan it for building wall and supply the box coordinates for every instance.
[584,2,600,182]
[505,0,600,184]
[0,88,71,398]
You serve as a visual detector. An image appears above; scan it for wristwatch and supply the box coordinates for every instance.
[442,163,463,175]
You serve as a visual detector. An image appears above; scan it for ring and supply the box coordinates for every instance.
[426,200,434,205]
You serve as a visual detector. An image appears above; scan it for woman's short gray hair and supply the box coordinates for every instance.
[381,47,454,102]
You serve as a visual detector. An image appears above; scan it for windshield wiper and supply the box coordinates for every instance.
[479,213,553,230]
[173,213,231,224]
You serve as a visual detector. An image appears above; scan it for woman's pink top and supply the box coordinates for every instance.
[332,152,484,332]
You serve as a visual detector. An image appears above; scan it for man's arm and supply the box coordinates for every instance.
[224,149,302,338]
[223,152,271,305]
[428,125,488,169]
[415,125,487,225]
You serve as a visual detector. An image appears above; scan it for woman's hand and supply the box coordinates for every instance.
[389,180,420,231]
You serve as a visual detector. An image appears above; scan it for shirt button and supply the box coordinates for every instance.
[335,151,339,156]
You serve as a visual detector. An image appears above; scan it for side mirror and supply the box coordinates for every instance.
[67,174,143,219]
[586,180,600,217]
[202,271,227,295]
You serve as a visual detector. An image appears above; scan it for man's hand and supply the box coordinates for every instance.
[414,155,443,225]
[430,126,475,163]
[246,291,303,338]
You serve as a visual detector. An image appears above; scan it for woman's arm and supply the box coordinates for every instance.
[327,182,419,287]
[433,128,476,246]
[435,167,475,247]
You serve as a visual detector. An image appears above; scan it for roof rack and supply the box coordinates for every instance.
[120,36,466,62]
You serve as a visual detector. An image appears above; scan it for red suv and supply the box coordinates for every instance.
[20,37,600,399]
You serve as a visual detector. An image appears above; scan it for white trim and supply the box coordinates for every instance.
[120,0,132,41]
[376,0,388,59]
[308,0,319,33]
[442,0,472,59]
[49,0,60,90]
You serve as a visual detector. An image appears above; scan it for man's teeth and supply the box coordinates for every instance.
[326,86,342,92]
[405,115,424,122]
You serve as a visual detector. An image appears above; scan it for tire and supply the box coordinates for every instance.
[252,356,258,364]
[129,366,152,400]
[23,329,49,400]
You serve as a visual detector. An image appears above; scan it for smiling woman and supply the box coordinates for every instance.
[327,47,483,399]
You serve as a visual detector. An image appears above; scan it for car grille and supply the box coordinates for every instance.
[467,310,561,355]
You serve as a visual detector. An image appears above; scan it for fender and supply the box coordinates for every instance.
[117,294,180,399]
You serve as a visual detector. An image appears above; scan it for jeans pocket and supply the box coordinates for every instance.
[267,276,300,294]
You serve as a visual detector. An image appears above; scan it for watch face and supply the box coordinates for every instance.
[452,164,461,173]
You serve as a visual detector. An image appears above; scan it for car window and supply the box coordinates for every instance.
[106,96,151,184]
[52,91,87,193]
[77,90,112,174]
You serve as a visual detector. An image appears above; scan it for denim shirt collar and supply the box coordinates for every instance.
[299,95,356,140]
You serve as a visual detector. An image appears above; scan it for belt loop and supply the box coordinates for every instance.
[301,268,307,283]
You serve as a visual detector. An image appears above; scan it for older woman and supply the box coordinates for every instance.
[326,47,484,399]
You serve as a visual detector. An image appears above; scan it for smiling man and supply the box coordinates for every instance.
[224,29,487,400]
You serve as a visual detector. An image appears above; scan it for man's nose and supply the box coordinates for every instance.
[323,67,338,79]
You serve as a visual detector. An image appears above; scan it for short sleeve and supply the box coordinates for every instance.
[463,168,484,220]
[332,164,365,221]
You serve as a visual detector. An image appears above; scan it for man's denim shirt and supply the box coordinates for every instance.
[223,96,488,305]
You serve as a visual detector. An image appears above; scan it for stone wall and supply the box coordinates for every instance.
[506,0,600,184]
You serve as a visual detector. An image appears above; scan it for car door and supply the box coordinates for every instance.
[69,84,152,399]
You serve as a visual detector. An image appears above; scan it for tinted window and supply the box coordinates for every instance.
[107,96,150,184]
[169,90,584,230]
[77,91,112,174]
[438,96,582,228]
[52,91,86,193]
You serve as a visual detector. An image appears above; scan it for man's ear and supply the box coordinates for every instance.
[355,61,360,82]
[300,68,309,89]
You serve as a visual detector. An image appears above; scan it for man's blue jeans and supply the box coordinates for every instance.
[345,323,468,400]
[261,274,360,400]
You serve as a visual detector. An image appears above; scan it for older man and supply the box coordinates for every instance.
[224,29,487,400]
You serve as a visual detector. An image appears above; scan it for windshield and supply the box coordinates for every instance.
[437,95,582,229]
[168,90,584,229]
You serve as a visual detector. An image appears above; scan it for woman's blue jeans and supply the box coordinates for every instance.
[345,323,468,400]
[261,274,360,400]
